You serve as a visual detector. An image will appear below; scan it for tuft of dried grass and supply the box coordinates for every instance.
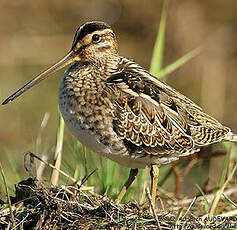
[0,177,237,229]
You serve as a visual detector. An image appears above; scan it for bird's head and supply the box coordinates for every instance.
[71,21,118,64]
[2,21,118,105]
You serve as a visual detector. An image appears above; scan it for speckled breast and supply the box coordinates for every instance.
[57,64,139,167]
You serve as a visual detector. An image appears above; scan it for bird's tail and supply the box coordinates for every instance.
[224,132,237,142]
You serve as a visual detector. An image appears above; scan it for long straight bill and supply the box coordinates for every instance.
[2,51,75,105]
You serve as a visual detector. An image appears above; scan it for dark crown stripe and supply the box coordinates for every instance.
[72,22,111,49]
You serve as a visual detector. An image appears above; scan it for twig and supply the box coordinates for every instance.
[222,193,237,208]
[182,196,197,218]
[201,208,237,219]
[36,112,50,154]
[218,209,237,217]
[157,196,165,211]
[25,152,80,186]
[80,168,98,187]
[12,213,29,230]
[36,153,49,180]
[174,186,237,205]
[145,187,161,230]
[35,112,50,179]
[51,112,65,186]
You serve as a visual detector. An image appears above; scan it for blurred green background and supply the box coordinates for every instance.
[1,0,237,200]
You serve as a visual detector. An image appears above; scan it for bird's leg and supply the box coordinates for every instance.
[150,165,159,206]
[172,164,183,199]
[115,168,138,204]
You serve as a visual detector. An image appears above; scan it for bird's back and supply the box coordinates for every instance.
[107,57,232,159]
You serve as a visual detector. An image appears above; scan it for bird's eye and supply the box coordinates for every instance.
[92,34,101,42]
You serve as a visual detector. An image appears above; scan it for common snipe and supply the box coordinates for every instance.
[3,21,237,204]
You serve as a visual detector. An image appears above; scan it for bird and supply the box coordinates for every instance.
[2,21,237,205]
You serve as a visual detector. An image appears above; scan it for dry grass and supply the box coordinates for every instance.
[1,177,237,229]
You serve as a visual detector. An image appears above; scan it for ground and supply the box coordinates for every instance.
[1,178,237,229]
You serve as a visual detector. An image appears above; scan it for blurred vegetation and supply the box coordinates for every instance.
[1,0,237,201]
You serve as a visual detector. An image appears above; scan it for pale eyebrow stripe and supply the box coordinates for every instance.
[91,29,115,36]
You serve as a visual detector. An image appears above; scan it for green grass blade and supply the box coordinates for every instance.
[219,143,231,188]
[208,147,237,216]
[4,149,22,182]
[157,46,202,79]
[195,184,210,213]
[149,0,169,76]
[54,110,65,160]
[209,163,237,216]
[103,159,119,195]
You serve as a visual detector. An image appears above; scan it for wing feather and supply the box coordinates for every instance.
[107,58,230,157]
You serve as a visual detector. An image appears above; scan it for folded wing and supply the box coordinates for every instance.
[106,58,230,157]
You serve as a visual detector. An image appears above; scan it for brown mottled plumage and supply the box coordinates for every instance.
[3,21,237,204]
